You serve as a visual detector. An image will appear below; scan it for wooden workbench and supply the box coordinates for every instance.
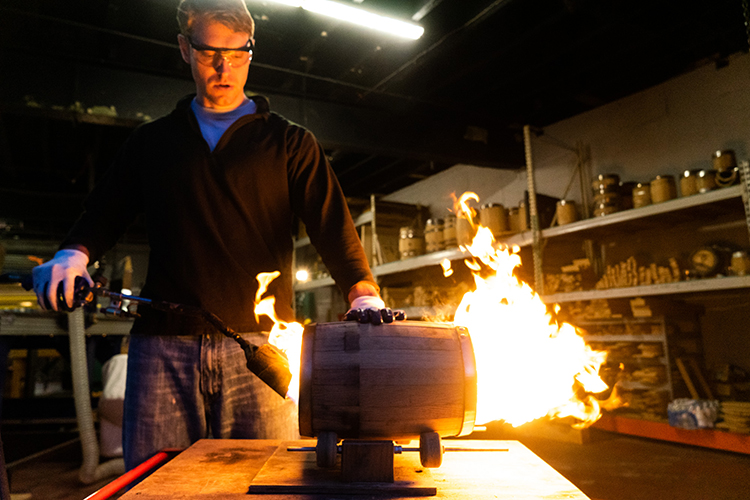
[121,439,590,499]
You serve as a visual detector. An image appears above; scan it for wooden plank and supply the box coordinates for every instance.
[362,350,463,369]
[312,331,345,351]
[248,440,435,495]
[122,439,591,499]
[310,416,466,439]
[312,415,360,434]
[311,367,359,381]
[360,401,464,426]
[359,383,464,407]
[675,358,700,399]
[122,439,279,496]
[360,322,458,339]
[687,358,714,400]
[358,416,466,438]
[594,413,750,454]
[432,440,589,499]
[360,366,464,385]
[311,383,359,405]
[341,440,395,483]
[310,382,464,409]
[311,349,461,368]
[360,336,459,351]
[311,366,465,386]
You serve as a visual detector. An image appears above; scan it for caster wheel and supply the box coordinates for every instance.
[316,431,338,468]
[419,431,443,468]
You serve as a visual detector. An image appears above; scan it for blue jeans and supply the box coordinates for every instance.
[122,332,298,471]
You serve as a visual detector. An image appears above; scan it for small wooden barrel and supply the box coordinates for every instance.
[298,321,477,440]
[442,215,457,248]
[479,203,507,236]
[555,200,578,225]
[650,175,676,203]
[632,182,651,208]
[398,227,424,259]
[696,170,717,193]
[424,218,444,253]
[712,150,736,172]
[591,173,620,192]
[680,170,699,197]
[731,251,750,276]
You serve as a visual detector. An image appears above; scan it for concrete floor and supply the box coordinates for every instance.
[4,430,750,500]
[521,434,750,500]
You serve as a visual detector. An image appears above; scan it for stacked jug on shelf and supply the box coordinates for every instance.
[592,174,622,216]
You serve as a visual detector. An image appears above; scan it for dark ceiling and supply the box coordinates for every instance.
[0,0,748,241]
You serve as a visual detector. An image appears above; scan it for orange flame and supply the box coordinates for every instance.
[440,258,454,277]
[454,191,479,229]
[254,271,304,403]
[450,193,616,428]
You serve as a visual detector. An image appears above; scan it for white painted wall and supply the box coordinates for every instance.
[383,164,525,217]
[386,51,750,214]
[533,51,750,202]
[383,51,750,374]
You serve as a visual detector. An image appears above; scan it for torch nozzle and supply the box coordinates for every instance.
[241,343,292,399]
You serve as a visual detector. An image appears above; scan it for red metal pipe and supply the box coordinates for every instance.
[84,450,179,500]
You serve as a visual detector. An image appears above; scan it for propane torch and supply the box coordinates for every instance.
[22,276,293,398]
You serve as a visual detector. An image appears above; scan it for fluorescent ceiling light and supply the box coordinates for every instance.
[269,0,424,40]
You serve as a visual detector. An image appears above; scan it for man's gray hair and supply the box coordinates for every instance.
[177,0,255,39]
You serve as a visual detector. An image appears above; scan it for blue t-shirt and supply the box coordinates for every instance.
[190,98,257,151]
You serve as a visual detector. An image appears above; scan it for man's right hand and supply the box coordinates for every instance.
[32,248,93,311]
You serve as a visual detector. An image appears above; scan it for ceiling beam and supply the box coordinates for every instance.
[0,54,524,169]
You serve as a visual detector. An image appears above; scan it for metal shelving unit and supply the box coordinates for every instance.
[295,186,749,297]
[294,229,534,291]
[538,182,750,303]
[541,275,750,303]
[541,185,744,240]
[295,134,750,308]
[575,316,677,419]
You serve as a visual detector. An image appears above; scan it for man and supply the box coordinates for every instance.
[32,0,388,471]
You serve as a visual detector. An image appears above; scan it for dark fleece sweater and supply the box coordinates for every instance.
[62,95,375,335]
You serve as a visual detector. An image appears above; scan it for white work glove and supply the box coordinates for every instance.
[345,295,406,325]
[32,249,93,311]
[349,295,386,311]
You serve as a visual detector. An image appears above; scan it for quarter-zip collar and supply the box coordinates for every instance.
[176,93,271,131]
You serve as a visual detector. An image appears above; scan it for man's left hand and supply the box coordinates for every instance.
[345,295,406,325]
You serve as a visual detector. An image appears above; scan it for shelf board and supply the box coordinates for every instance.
[295,186,746,293]
[496,230,535,247]
[541,275,750,303]
[354,211,374,227]
[541,185,744,240]
[374,247,466,276]
[617,381,671,391]
[604,357,669,367]
[593,413,750,455]
[293,248,467,292]
[572,317,666,325]
[0,314,133,336]
[371,229,536,277]
[582,334,665,342]
[294,276,335,291]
